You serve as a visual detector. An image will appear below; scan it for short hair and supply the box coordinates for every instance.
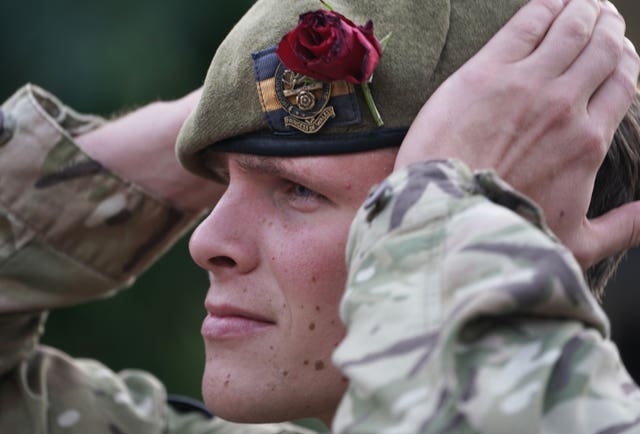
[587,90,640,299]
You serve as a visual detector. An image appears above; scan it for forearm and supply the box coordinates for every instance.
[76,88,224,212]
[0,85,204,372]
[0,85,202,304]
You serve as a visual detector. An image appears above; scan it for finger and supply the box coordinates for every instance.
[579,201,640,268]
[524,0,600,77]
[481,0,568,63]
[588,38,640,140]
[562,3,626,103]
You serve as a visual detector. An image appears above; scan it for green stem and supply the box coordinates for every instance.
[320,0,335,11]
[379,32,394,52]
[361,82,383,127]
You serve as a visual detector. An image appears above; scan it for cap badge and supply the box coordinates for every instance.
[275,64,335,134]
[252,46,361,135]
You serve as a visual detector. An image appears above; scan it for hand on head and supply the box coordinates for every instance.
[396,0,640,271]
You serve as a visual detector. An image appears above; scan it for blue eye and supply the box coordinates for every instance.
[280,181,328,212]
[292,183,320,199]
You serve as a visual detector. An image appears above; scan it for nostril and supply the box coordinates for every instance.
[209,256,236,268]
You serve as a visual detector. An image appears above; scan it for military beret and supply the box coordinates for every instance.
[177,0,527,179]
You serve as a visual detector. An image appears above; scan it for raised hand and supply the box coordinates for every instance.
[395,0,640,269]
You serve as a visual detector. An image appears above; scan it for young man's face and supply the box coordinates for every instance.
[189,149,396,425]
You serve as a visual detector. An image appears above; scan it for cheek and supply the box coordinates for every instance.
[272,220,349,309]
[269,218,351,351]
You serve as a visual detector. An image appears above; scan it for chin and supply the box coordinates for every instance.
[200,361,346,424]
[202,379,312,423]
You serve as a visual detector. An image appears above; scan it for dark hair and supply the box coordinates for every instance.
[586,90,640,299]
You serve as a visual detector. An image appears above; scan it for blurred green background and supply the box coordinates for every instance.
[0,0,639,415]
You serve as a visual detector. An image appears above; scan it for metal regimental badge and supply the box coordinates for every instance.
[274,64,336,134]
[252,46,361,135]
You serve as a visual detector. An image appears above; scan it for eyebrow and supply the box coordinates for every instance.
[234,155,291,177]
[202,152,306,184]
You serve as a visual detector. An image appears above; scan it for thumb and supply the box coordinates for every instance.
[574,201,640,269]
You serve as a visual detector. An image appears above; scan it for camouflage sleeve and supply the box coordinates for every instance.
[0,85,316,434]
[0,84,203,375]
[332,160,640,434]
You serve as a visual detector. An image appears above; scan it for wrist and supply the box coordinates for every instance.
[76,88,220,212]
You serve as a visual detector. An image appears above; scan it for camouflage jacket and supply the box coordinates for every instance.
[1,85,639,434]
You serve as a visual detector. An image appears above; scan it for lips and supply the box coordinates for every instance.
[201,303,275,339]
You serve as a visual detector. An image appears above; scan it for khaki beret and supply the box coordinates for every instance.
[177,0,527,179]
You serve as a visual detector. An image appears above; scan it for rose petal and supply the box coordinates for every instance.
[276,9,383,84]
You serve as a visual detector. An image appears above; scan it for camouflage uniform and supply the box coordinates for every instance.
[1,85,639,434]
[333,163,640,433]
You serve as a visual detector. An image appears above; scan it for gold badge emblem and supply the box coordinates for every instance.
[274,64,336,134]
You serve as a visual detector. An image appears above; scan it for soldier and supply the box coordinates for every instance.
[1,0,640,433]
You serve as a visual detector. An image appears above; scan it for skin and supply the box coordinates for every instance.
[190,149,396,425]
[77,88,224,213]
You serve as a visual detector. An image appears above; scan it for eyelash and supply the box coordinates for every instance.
[290,183,321,199]
[284,181,327,209]
[208,167,329,211]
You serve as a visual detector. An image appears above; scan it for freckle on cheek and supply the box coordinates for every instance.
[311,275,317,283]
[303,360,309,366]
[315,360,325,371]
[315,305,320,312]
[283,370,289,377]
[309,322,316,330]
[224,380,230,387]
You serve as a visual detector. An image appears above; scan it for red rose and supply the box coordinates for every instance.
[276,10,382,84]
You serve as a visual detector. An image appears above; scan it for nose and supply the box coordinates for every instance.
[189,189,260,277]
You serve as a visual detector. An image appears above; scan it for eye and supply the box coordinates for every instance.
[291,183,321,199]
[283,181,327,211]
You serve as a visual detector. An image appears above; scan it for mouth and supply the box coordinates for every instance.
[201,303,275,339]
